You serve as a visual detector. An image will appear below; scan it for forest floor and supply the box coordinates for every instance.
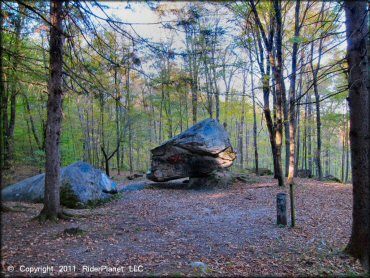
[1,171,366,277]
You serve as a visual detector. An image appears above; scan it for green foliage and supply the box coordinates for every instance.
[4,1,349,183]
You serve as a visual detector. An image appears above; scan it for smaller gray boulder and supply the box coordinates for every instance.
[1,161,117,208]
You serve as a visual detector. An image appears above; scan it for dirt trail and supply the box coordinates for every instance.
[1,177,363,276]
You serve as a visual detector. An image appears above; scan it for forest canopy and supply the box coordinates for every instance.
[0,1,350,183]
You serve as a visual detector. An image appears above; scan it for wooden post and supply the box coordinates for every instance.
[276,193,287,226]
[290,184,295,227]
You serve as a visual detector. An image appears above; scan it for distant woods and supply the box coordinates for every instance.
[0,0,369,270]
[0,1,351,184]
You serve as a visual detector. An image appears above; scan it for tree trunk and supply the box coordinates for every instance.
[250,16,278,179]
[101,146,119,177]
[345,103,350,183]
[191,63,198,125]
[0,1,4,185]
[307,93,313,175]
[344,1,369,271]
[341,112,345,182]
[23,94,42,150]
[248,46,259,174]
[309,2,325,180]
[127,70,133,173]
[296,52,305,176]
[287,0,300,184]
[313,73,322,180]
[272,0,284,186]
[39,0,64,220]
[5,5,24,164]
[114,66,121,175]
[240,68,246,168]
[302,99,307,171]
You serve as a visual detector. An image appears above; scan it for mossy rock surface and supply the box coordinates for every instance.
[2,161,118,208]
[60,182,84,209]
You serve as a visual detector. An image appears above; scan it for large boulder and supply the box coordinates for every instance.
[1,161,117,208]
[147,118,236,182]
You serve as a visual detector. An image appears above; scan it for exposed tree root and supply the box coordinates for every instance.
[34,209,75,223]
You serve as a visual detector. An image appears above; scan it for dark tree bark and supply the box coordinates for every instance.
[272,0,284,186]
[114,65,121,175]
[295,52,305,176]
[101,146,119,177]
[0,1,4,185]
[248,43,259,174]
[39,0,65,221]
[344,1,369,271]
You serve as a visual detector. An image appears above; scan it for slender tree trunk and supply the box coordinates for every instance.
[296,52,305,176]
[166,57,173,138]
[251,24,278,178]
[325,147,329,176]
[39,0,64,220]
[251,0,285,182]
[127,65,133,173]
[240,68,246,168]
[210,27,220,123]
[287,0,300,184]
[23,94,42,150]
[191,61,198,124]
[307,93,313,175]
[344,1,369,271]
[101,146,119,177]
[302,100,307,171]
[309,2,325,180]
[159,83,164,143]
[0,1,4,185]
[114,66,121,175]
[313,72,322,180]
[248,47,259,174]
[99,95,105,170]
[5,5,23,164]
[341,113,345,182]
[345,103,350,183]
[283,80,289,177]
